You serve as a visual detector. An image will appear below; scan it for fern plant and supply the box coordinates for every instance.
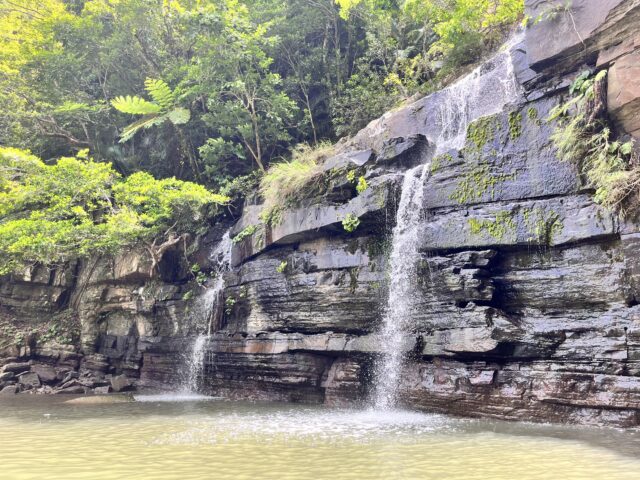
[549,70,637,214]
[111,78,191,143]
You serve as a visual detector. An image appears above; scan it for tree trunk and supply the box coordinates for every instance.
[249,98,265,172]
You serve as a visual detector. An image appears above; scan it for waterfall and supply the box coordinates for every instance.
[183,231,232,394]
[428,34,523,152]
[184,334,208,393]
[373,166,429,410]
[373,34,522,410]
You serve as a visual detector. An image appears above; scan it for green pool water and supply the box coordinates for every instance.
[1,394,639,480]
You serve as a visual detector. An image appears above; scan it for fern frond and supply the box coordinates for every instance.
[167,107,191,125]
[144,78,175,110]
[119,114,167,143]
[111,96,162,115]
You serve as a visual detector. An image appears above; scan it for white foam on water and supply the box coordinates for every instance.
[134,393,220,403]
[152,408,454,445]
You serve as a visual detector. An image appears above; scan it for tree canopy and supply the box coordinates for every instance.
[0,147,227,275]
[0,0,523,273]
[0,0,523,184]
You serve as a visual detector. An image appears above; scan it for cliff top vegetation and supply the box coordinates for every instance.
[0,0,524,273]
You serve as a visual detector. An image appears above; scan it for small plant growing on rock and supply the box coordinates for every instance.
[224,296,236,316]
[276,261,288,273]
[342,213,361,233]
[356,176,368,194]
[182,290,194,301]
[232,225,258,244]
[527,107,541,126]
[508,111,523,140]
[190,264,208,286]
[549,69,638,216]
[259,142,334,222]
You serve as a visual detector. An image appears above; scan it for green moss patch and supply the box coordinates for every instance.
[468,210,516,241]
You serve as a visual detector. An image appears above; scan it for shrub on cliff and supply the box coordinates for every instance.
[549,70,638,217]
[0,147,228,275]
[259,142,334,222]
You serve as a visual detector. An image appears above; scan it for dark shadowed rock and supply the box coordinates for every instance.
[18,372,41,389]
[31,365,57,383]
[1,362,31,374]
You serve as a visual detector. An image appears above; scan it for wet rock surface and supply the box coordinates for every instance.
[2,0,640,427]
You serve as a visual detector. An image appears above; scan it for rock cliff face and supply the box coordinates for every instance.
[2,0,640,426]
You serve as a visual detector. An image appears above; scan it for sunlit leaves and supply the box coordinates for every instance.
[0,147,228,275]
[166,107,191,125]
[402,0,524,58]
[111,96,163,115]
[112,78,191,142]
[144,78,176,111]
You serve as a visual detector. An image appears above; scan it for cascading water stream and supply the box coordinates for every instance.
[373,166,429,410]
[183,231,232,394]
[373,33,523,410]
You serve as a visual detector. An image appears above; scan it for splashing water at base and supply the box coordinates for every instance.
[373,34,523,409]
[1,397,639,480]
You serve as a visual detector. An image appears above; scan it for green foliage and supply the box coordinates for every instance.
[332,63,400,137]
[259,142,334,220]
[111,96,162,116]
[224,296,236,316]
[218,171,263,204]
[527,107,541,126]
[403,0,523,62]
[0,0,523,192]
[342,213,361,233]
[466,116,497,151]
[549,69,639,215]
[112,78,190,143]
[356,176,368,194]
[522,208,563,245]
[182,290,194,301]
[190,264,208,286]
[276,261,288,273]
[0,147,227,275]
[0,311,80,349]
[524,2,574,27]
[332,0,522,136]
[232,225,258,244]
[430,153,454,173]
[145,79,176,111]
[39,315,80,345]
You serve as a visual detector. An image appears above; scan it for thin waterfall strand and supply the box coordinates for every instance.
[183,231,232,393]
[373,33,522,410]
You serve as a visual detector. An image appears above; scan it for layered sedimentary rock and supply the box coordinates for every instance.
[2,0,640,427]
